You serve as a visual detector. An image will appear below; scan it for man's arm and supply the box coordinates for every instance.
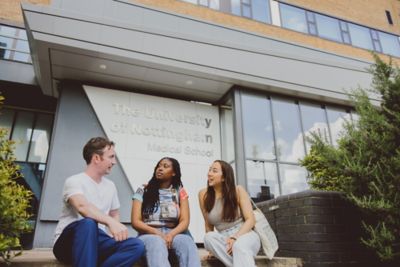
[68,194,128,241]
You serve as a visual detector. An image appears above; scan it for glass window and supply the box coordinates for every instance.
[242,4,251,18]
[379,32,400,57]
[348,23,374,50]
[242,93,275,160]
[280,4,308,33]
[199,0,208,6]
[28,114,53,163]
[246,160,279,200]
[271,98,304,163]
[209,0,220,10]
[220,107,235,162]
[0,25,17,38]
[251,0,271,23]
[0,109,15,139]
[300,102,329,153]
[280,164,308,195]
[231,0,241,15]
[315,14,342,42]
[326,107,351,147]
[11,111,34,161]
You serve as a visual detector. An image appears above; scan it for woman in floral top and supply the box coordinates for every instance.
[131,157,201,267]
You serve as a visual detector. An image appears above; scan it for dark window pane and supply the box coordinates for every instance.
[11,111,34,161]
[0,109,15,139]
[280,4,308,33]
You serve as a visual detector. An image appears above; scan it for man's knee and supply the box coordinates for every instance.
[124,237,145,254]
[77,218,97,230]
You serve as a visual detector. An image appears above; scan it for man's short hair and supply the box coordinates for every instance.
[83,137,115,164]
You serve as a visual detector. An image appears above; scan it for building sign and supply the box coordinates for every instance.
[84,85,221,241]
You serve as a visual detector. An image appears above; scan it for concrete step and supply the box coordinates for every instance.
[0,249,303,267]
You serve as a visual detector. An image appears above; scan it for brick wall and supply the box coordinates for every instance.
[132,0,400,64]
[284,0,400,35]
[257,190,381,267]
[0,0,50,24]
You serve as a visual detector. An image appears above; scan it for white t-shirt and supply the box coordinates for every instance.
[53,172,120,243]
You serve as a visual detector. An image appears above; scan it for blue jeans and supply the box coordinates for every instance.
[139,231,201,267]
[53,218,145,267]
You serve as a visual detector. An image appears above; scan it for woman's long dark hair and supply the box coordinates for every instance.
[204,160,238,221]
[141,157,182,217]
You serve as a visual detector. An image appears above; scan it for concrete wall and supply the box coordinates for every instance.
[33,82,135,248]
[258,190,380,267]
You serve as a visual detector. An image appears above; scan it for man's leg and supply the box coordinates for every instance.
[98,229,144,267]
[138,234,171,267]
[53,218,99,267]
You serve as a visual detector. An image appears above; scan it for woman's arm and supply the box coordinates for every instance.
[131,200,163,236]
[231,185,256,239]
[198,189,214,232]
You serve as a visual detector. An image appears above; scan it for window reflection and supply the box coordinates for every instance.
[379,32,400,57]
[280,164,308,195]
[246,160,279,200]
[348,23,374,50]
[28,114,53,163]
[271,98,304,163]
[0,109,15,139]
[326,107,351,147]
[220,106,235,162]
[315,14,342,42]
[11,111,34,161]
[300,102,329,153]
[280,4,308,33]
[252,0,271,23]
[242,93,275,160]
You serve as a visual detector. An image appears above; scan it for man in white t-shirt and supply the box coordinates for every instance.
[52,137,144,267]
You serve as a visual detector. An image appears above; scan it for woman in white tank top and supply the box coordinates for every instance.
[198,160,261,267]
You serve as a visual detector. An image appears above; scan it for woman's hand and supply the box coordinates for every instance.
[163,232,175,249]
[226,236,236,255]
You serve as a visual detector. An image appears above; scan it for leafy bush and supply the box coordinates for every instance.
[300,56,400,263]
[0,96,33,264]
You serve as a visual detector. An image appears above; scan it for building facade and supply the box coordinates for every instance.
[0,0,399,247]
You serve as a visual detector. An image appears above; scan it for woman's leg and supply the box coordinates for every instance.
[232,231,260,267]
[204,231,233,267]
[138,234,171,267]
[171,234,201,267]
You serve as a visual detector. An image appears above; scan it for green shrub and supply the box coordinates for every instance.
[0,96,33,264]
[300,56,400,263]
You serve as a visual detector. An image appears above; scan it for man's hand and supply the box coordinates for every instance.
[108,220,128,242]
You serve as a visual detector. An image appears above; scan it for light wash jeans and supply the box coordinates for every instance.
[204,223,261,267]
[138,229,201,267]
